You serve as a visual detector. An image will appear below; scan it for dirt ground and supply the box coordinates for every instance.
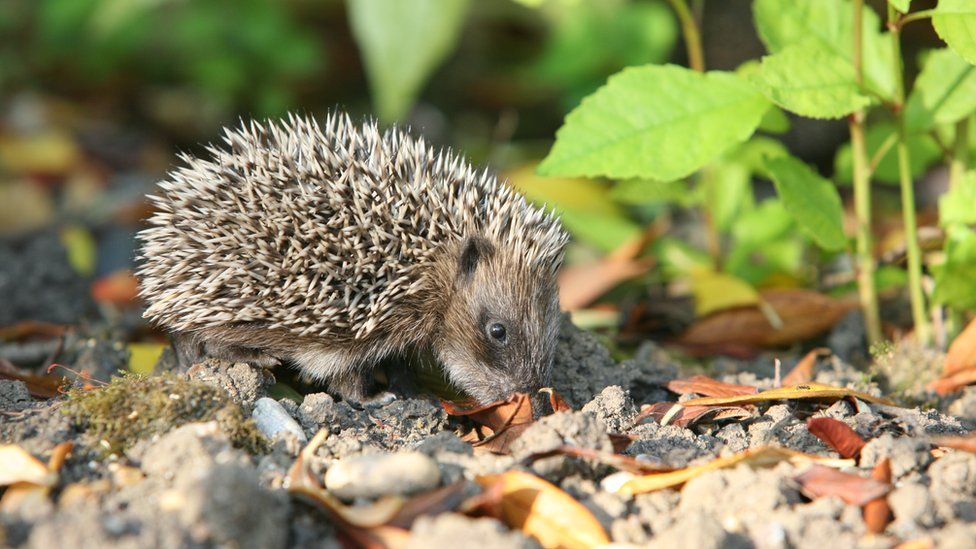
[3,317,976,548]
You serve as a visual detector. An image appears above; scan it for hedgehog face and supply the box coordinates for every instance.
[436,237,561,403]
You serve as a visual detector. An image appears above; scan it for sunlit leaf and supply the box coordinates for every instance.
[616,445,854,495]
[653,237,714,280]
[753,0,895,99]
[933,0,976,66]
[691,269,760,317]
[507,165,641,251]
[678,381,895,407]
[0,446,55,487]
[127,342,166,375]
[538,65,769,181]
[611,179,700,207]
[60,225,97,277]
[905,49,976,132]
[702,161,753,232]
[476,471,610,548]
[766,156,847,251]
[932,226,976,309]
[753,42,873,119]
[834,123,941,184]
[347,0,469,122]
[806,417,866,459]
[889,0,910,13]
[794,465,890,506]
[940,171,976,226]
[667,375,758,397]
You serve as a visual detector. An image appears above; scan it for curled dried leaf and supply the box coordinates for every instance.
[794,464,890,506]
[666,375,758,397]
[806,417,866,460]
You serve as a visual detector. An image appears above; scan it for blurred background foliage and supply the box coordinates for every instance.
[0,0,955,374]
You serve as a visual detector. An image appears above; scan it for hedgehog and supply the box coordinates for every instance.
[137,112,569,403]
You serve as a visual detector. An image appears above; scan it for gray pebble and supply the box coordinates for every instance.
[324,451,440,500]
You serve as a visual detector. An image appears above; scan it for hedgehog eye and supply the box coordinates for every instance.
[487,322,507,342]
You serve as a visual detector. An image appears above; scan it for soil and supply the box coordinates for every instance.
[2,320,976,548]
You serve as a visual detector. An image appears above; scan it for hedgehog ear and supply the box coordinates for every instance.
[458,237,494,280]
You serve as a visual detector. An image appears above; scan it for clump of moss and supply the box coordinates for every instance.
[62,372,267,455]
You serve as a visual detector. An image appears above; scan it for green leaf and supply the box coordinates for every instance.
[940,171,976,226]
[905,48,976,132]
[753,0,895,99]
[611,179,701,207]
[834,122,941,184]
[759,105,792,134]
[889,0,911,13]
[726,199,803,285]
[766,156,848,251]
[347,0,469,122]
[653,237,713,280]
[538,65,770,181]
[702,162,753,232]
[507,165,640,251]
[728,136,791,179]
[933,226,976,309]
[753,42,873,119]
[933,0,976,66]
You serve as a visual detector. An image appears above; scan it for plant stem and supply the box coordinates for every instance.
[949,117,970,189]
[888,4,931,344]
[667,0,705,72]
[850,0,883,344]
[896,8,936,29]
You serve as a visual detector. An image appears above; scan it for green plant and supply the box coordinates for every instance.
[537,0,976,346]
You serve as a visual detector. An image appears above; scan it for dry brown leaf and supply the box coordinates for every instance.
[794,465,891,506]
[522,445,673,475]
[676,382,896,408]
[674,289,857,353]
[895,538,935,549]
[931,433,976,453]
[558,230,655,311]
[806,417,866,459]
[864,458,892,534]
[443,393,535,454]
[928,368,976,396]
[0,321,67,341]
[91,270,140,306]
[387,482,468,529]
[944,317,976,378]
[0,365,64,399]
[540,388,572,413]
[616,446,854,496]
[475,470,610,549]
[783,348,831,386]
[638,402,752,428]
[667,375,758,397]
[0,445,56,486]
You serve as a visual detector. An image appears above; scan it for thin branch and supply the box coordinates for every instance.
[666,0,705,72]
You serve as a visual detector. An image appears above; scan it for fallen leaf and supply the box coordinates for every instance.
[895,538,934,549]
[475,470,610,549]
[443,393,535,454]
[388,481,468,529]
[944,317,976,378]
[522,445,672,475]
[638,402,752,428]
[806,417,866,459]
[0,445,55,486]
[676,382,896,408]
[931,433,976,453]
[674,289,857,353]
[609,433,636,453]
[0,360,64,399]
[558,232,653,311]
[864,458,892,534]
[691,269,760,317]
[928,368,976,395]
[794,465,891,506]
[0,321,67,341]
[667,375,758,397]
[91,270,139,306]
[782,348,831,385]
[540,388,573,413]
[127,342,166,375]
[617,446,854,496]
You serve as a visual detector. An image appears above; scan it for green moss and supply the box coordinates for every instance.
[62,373,267,455]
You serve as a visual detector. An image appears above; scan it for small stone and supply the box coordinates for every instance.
[581,385,637,432]
[649,511,750,549]
[298,392,336,432]
[252,397,307,444]
[324,451,440,501]
[0,380,31,412]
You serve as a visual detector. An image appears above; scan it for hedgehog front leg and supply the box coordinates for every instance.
[170,331,280,369]
[291,345,373,402]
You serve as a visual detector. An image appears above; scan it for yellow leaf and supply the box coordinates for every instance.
[679,382,896,408]
[476,470,610,549]
[506,164,625,217]
[691,268,760,316]
[0,445,56,487]
[617,446,854,496]
[0,181,54,234]
[127,343,167,375]
[0,131,80,175]
[60,225,97,277]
